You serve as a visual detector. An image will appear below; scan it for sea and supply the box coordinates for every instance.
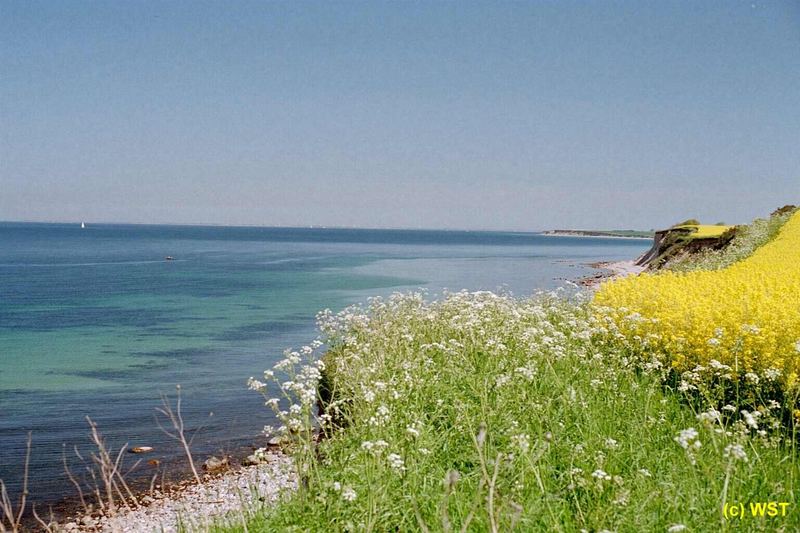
[0,222,649,508]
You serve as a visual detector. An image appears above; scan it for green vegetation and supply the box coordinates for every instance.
[235,289,799,532]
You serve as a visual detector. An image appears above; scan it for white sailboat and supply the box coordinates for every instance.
[81,222,86,229]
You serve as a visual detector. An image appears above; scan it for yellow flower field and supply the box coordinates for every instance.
[594,211,800,387]
[672,224,734,239]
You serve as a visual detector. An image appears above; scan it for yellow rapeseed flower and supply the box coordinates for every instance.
[594,212,800,387]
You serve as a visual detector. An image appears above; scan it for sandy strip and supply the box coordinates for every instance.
[580,260,645,289]
[601,260,646,278]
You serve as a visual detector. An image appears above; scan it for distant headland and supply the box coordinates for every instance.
[540,229,655,239]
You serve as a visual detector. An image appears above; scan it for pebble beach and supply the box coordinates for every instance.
[59,453,295,533]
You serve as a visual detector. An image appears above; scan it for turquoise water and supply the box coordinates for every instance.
[0,222,648,505]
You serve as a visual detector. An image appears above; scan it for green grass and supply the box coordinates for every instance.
[228,291,799,532]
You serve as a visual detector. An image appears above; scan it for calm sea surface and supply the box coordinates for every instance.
[0,222,648,505]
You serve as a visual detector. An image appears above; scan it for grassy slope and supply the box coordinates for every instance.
[229,290,799,532]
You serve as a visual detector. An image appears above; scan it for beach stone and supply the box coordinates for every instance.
[267,436,283,447]
[130,446,154,454]
[203,455,229,472]
[242,454,262,466]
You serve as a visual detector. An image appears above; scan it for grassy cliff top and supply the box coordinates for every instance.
[670,224,735,239]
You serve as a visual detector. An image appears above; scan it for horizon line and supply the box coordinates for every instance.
[0,218,654,234]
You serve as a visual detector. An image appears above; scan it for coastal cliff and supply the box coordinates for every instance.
[635,224,736,269]
[636,205,797,271]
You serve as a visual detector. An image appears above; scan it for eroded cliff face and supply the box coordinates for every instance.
[635,226,737,270]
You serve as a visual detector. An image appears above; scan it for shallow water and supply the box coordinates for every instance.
[0,222,648,505]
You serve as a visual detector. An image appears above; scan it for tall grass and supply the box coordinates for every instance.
[233,290,798,532]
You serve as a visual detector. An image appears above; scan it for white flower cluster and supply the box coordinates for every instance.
[361,439,389,455]
[674,428,701,450]
[741,410,761,430]
[696,408,721,427]
[674,427,701,465]
[406,421,422,438]
[510,433,530,453]
[249,340,326,443]
[387,453,406,473]
[723,443,748,462]
[368,405,391,427]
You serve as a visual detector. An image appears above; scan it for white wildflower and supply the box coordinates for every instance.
[592,469,611,481]
[741,410,760,429]
[387,453,406,473]
[247,377,266,391]
[264,398,280,409]
[612,489,630,506]
[696,408,721,426]
[510,433,530,453]
[741,324,760,334]
[368,405,391,427]
[515,365,536,381]
[724,443,748,462]
[674,428,701,450]
[674,428,701,464]
[495,374,511,388]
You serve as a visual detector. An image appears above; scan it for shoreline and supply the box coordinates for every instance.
[19,249,644,532]
[579,259,645,288]
[540,231,653,240]
[53,451,295,532]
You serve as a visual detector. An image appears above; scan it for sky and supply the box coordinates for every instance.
[1,1,799,231]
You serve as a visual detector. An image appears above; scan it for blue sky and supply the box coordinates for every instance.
[2,1,799,230]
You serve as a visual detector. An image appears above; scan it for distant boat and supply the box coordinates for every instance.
[81,222,86,229]
[165,256,174,261]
